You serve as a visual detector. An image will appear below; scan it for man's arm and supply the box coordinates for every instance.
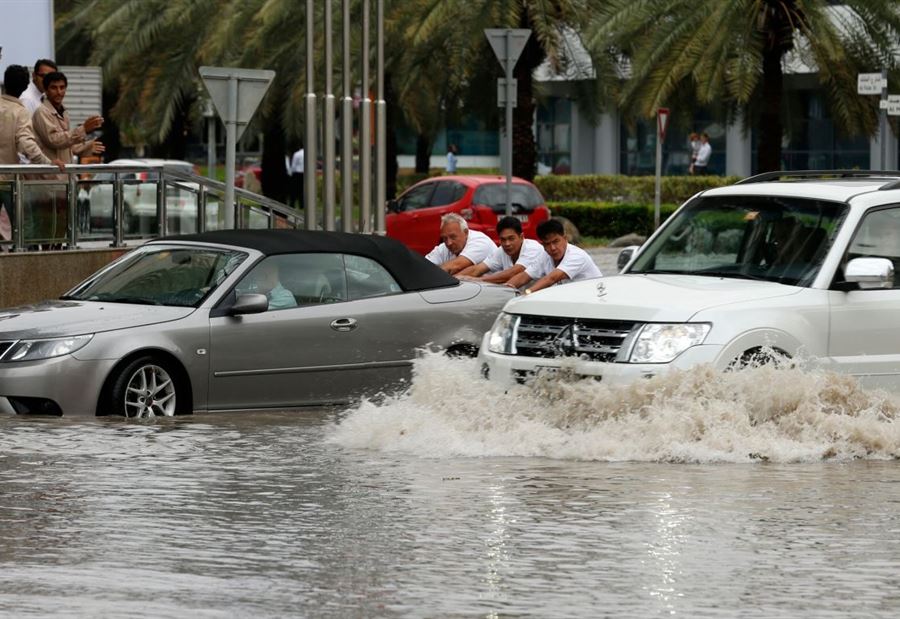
[457,262,490,278]
[440,255,475,275]
[505,269,533,289]
[481,264,526,284]
[14,110,52,165]
[523,268,569,293]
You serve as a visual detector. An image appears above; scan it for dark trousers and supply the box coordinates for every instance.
[289,173,305,209]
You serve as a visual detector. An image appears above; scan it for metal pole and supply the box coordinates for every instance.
[305,0,318,230]
[67,173,77,248]
[224,76,237,228]
[207,114,216,180]
[360,0,372,233]
[375,0,386,235]
[881,67,888,170]
[654,128,662,230]
[341,0,353,232]
[323,0,336,231]
[504,30,513,217]
[13,175,23,252]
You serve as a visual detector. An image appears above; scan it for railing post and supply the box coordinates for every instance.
[113,172,125,248]
[198,185,207,233]
[67,173,78,249]
[157,172,167,237]
[13,173,24,252]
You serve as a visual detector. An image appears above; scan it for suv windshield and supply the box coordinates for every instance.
[65,245,247,307]
[629,195,847,286]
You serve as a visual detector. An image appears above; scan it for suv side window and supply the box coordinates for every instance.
[398,182,435,211]
[846,207,900,288]
[430,181,466,207]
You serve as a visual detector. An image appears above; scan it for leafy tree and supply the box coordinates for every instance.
[586,0,900,172]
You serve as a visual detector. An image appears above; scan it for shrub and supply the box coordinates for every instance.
[535,174,740,204]
[548,202,680,238]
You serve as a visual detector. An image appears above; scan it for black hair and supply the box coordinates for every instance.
[41,71,67,90]
[496,216,523,236]
[3,65,30,98]
[536,218,565,240]
[34,59,57,73]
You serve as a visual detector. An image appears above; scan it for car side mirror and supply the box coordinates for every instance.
[617,245,640,271]
[386,199,400,213]
[844,257,894,290]
[230,293,269,315]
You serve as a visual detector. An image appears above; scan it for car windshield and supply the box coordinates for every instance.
[65,245,247,307]
[628,195,848,286]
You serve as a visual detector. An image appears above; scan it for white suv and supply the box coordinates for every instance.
[479,171,900,391]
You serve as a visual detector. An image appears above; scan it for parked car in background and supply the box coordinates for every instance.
[0,230,515,418]
[480,171,900,392]
[86,159,199,235]
[386,175,551,255]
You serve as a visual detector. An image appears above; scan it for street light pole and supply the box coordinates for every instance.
[341,0,353,232]
[323,0,336,230]
[305,0,318,229]
[359,0,372,233]
[375,0,386,235]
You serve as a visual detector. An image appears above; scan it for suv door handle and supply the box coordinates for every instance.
[330,318,358,332]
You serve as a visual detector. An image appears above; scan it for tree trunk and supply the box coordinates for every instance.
[511,26,544,181]
[385,72,399,199]
[261,120,290,203]
[415,134,431,174]
[757,42,785,172]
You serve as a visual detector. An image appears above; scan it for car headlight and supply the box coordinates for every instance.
[629,323,710,364]
[2,334,93,362]
[487,312,520,354]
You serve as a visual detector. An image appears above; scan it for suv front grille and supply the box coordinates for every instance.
[514,315,641,362]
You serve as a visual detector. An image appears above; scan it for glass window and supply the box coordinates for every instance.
[629,195,847,287]
[430,182,466,207]
[398,182,435,211]
[472,183,544,212]
[236,253,348,309]
[66,245,247,307]
[345,254,401,300]
[846,207,900,288]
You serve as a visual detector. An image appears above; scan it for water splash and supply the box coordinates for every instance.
[329,353,900,463]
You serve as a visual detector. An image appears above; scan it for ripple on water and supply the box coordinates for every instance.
[329,353,900,463]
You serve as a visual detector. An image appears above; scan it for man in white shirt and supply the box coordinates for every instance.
[19,59,57,116]
[507,218,602,293]
[457,216,544,284]
[425,212,496,275]
[692,132,712,175]
[289,145,304,209]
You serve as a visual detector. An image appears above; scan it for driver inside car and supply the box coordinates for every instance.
[239,258,298,310]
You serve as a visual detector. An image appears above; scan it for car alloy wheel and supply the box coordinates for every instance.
[122,361,177,418]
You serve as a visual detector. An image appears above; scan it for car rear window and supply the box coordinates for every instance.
[473,183,544,211]
[430,181,467,207]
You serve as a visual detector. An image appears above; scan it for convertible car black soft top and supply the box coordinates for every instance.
[158,229,460,292]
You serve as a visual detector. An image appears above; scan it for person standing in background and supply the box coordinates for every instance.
[19,59,57,116]
[446,143,458,174]
[692,133,712,175]
[289,143,304,210]
[688,132,701,174]
[32,71,104,164]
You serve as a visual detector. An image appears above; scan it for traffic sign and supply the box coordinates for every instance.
[485,29,531,69]
[200,67,275,141]
[858,72,887,95]
[657,107,670,142]
[497,78,517,107]
[887,95,900,116]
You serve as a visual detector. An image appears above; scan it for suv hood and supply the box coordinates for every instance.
[0,300,195,340]
[504,274,802,322]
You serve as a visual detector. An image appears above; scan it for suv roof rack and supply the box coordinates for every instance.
[735,170,900,185]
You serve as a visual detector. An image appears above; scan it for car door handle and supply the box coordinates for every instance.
[330,318,358,332]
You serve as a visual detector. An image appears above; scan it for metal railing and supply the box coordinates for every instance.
[0,163,302,252]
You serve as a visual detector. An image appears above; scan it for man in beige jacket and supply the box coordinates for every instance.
[0,65,65,248]
[32,70,104,164]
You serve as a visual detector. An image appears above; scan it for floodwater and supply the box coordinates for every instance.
[3,355,900,618]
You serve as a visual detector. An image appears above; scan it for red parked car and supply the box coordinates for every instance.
[386,175,551,255]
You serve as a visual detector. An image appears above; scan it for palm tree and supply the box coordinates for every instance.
[399,0,595,180]
[586,0,900,172]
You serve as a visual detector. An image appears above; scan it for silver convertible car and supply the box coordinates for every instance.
[0,230,514,418]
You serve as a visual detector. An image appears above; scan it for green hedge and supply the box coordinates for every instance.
[548,202,680,238]
[535,174,739,204]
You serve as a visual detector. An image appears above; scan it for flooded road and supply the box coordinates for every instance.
[3,356,900,617]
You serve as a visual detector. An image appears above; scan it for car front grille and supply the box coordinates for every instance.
[0,341,15,360]
[514,315,641,362]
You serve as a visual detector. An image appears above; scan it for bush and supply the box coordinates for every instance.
[535,174,740,204]
[548,202,680,238]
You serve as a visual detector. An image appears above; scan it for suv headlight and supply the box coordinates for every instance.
[2,334,93,362]
[487,312,520,354]
[629,323,710,364]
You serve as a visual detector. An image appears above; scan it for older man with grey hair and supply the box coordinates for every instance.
[425,212,496,275]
